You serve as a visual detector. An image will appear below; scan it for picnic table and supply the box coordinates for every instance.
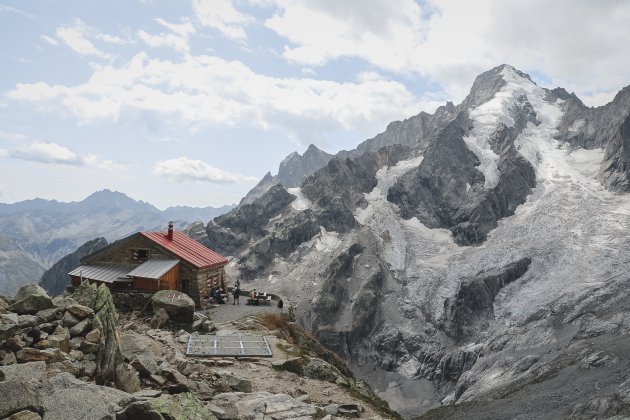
[246,291,272,305]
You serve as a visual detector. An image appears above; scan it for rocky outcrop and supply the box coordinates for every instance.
[241,144,333,205]
[443,257,531,341]
[598,114,630,191]
[39,238,108,297]
[71,282,122,385]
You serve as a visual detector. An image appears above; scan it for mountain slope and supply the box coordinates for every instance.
[0,190,232,296]
[39,237,109,296]
[197,64,630,418]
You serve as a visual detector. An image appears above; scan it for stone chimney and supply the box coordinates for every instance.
[167,221,174,241]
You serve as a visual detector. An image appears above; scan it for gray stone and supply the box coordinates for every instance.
[65,304,94,319]
[211,391,322,419]
[17,315,39,328]
[0,379,42,418]
[9,295,54,315]
[61,311,79,328]
[115,363,141,393]
[215,369,253,393]
[1,350,17,366]
[0,361,47,382]
[35,308,63,322]
[39,373,132,420]
[51,297,77,309]
[69,336,84,350]
[48,360,83,377]
[150,290,195,324]
[47,333,71,353]
[1,312,19,324]
[0,323,20,342]
[6,410,42,420]
[85,328,101,343]
[149,308,170,329]
[16,348,65,364]
[4,335,26,352]
[15,284,49,302]
[83,360,97,377]
[69,318,91,337]
[116,392,215,420]
[324,403,339,415]
[133,389,162,398]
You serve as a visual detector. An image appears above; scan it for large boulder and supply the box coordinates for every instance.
[15,285,48,302]
[150,290,195,324]
[211,392,323,419]
[0,379,43,418]
[0,361,47,382]
[9,294,54,315]
[39,373,132,420]
[71,282,123,385]
[116,392,216,420]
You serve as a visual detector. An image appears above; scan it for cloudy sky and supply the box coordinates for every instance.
[1,1,629,208]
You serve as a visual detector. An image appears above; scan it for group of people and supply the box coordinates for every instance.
[208,287,226,304]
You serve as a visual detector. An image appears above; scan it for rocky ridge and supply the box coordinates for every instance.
[190,64,630,418]
[0,283,397,419]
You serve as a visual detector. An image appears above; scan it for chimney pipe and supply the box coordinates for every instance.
[167,221,174,240]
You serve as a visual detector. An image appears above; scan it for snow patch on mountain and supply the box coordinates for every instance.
[287,187,312,211]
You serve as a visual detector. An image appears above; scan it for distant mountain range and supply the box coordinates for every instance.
[0,189,234,296]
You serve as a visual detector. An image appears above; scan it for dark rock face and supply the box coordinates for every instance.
[388,116,536,245]
[443,257,531,341]
[39,238,108,297]
[240,144,333,205]
[598,114,630,191]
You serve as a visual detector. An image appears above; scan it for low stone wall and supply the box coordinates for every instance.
[111,291,153,313]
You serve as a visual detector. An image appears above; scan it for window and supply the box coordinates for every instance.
[132,249,150,261]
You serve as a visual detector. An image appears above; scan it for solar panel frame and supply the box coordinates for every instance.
[186,334,273,357]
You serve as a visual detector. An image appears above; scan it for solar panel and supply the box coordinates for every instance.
[186,335,273,357]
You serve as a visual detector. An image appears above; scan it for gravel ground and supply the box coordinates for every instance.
[203,299,284,324]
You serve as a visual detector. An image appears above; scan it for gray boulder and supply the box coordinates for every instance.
[0,361,47,382]
[0,379,42,418]
[39,373,132,420]
[115,363,141,393]
[211,391,322,419]
[150,290,195,324]
[116,392,215,420]
[9,295,54,315]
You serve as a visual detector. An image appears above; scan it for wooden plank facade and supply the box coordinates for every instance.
[75,229,228,306]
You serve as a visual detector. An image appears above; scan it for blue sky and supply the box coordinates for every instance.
[1,0,629,208]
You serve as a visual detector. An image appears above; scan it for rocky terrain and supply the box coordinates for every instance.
[0,190,233,296]
[186,65,630,418]
[0,283,397,419]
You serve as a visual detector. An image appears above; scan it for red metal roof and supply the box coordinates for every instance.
[140,230,228,270]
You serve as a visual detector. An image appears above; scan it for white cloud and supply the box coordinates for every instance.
[138,18,195,53]
[1,141,125,169]
[258,0,630,106]
[7,52,425,144]
[11,142,83,165]
[41,35,59,46]
[154,157,258,184]
[56,19,113,59]
[0,131,28,142]
[0,5,36,19]
[95,33,127,45]
[192,0,254,40]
